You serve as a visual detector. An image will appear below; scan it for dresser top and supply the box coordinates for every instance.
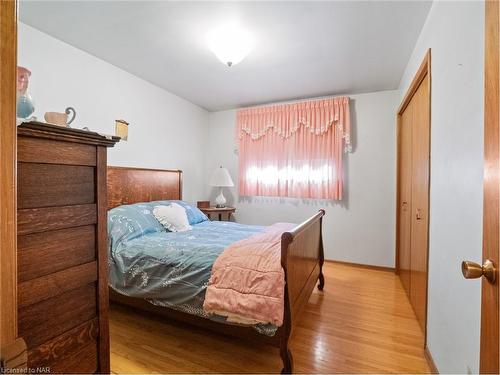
[18,121,120,147]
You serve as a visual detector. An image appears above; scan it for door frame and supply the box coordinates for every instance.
[395,48,431,345]
[0,0,26,370]
[481,1,500,372]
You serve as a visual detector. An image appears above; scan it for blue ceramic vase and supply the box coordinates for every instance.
[17,93,35,119]
[17,66,35,119]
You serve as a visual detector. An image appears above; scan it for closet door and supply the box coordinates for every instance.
[409,74,430,332]
[397,50,431,340]
[397,100,413,295]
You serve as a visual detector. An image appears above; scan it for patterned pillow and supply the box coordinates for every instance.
[153,203,192,232]
[108,200,208,248]
[147,200,208,225]
[108,203,164,250]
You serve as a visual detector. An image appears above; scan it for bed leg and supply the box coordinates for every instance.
[280,345,293,374]
[317,214,325,291]
[317,247,325,291]
[279,296,293,374]
[318,269,325,291]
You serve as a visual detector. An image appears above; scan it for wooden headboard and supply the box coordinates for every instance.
[107,166,182,210]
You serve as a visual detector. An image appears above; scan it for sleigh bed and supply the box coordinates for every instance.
[106,166,325,373]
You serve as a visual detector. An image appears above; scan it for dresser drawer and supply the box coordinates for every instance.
[18,163,95,209]
[28,319,99,370]
[48,341,98,374]
[18,283,97,348]
[18,136,97,166]
[18,225,96,282]
[18,261,98,307]
[18,204,97,235]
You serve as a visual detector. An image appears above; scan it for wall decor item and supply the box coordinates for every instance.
[115,119,129,140]
[44,107,76,127]
[16,66,35,119]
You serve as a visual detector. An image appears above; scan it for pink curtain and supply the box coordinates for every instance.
[236,97,351,200]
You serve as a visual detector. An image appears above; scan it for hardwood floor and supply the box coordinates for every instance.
[109,262,431,373]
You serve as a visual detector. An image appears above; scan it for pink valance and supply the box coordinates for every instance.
[236,96,351,152]
[236,96,351,200]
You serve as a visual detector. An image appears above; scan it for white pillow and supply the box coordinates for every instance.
[153,203,192,232]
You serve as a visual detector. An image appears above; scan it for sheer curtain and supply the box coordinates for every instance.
[236,97,351,200]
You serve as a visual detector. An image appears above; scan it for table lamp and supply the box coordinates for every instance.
[210,166,234,208]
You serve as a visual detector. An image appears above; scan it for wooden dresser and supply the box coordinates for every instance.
[16,122,119,373]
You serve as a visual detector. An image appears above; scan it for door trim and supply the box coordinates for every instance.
[424,347,439,374]
[0,0,25,370]
[480,1,499,372]
[398,50,432,115]
[395,49,431,346]
[0,0,18,343]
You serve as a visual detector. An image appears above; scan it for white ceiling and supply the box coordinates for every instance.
[19,1,432,111]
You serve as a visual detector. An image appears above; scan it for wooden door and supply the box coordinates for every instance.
[397,97,413,295]
[0,0,27,370]
[479,1,499,372]
[396,50,431,339]
[462,2,500,371]
[409,74,431,333]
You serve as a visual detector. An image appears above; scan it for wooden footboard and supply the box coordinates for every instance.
[279,209,325,373]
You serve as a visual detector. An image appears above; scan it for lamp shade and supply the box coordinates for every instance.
[210,166,234,187]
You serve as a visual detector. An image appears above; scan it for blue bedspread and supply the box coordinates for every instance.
[109,216,278,336]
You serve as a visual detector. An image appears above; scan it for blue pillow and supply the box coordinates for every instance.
[108,203,164,250]
[108,200,209,251]
[147,200,208,225]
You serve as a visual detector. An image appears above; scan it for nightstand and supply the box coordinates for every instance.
[200,206,236,221]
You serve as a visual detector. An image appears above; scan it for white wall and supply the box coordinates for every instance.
[19,23,399,267]
[17,23,209,202]
[399,2,484,373]
[206,90,399,266]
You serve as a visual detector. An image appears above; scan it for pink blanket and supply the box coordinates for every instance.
[203,223,296,327]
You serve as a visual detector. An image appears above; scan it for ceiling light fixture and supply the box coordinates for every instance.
[208,23,254,67]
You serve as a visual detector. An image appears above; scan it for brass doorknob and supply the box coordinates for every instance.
[462,259,496,283]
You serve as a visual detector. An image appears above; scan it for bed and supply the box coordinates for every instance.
[107,166,325,373]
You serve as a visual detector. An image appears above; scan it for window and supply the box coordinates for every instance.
[236,97,351,200]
